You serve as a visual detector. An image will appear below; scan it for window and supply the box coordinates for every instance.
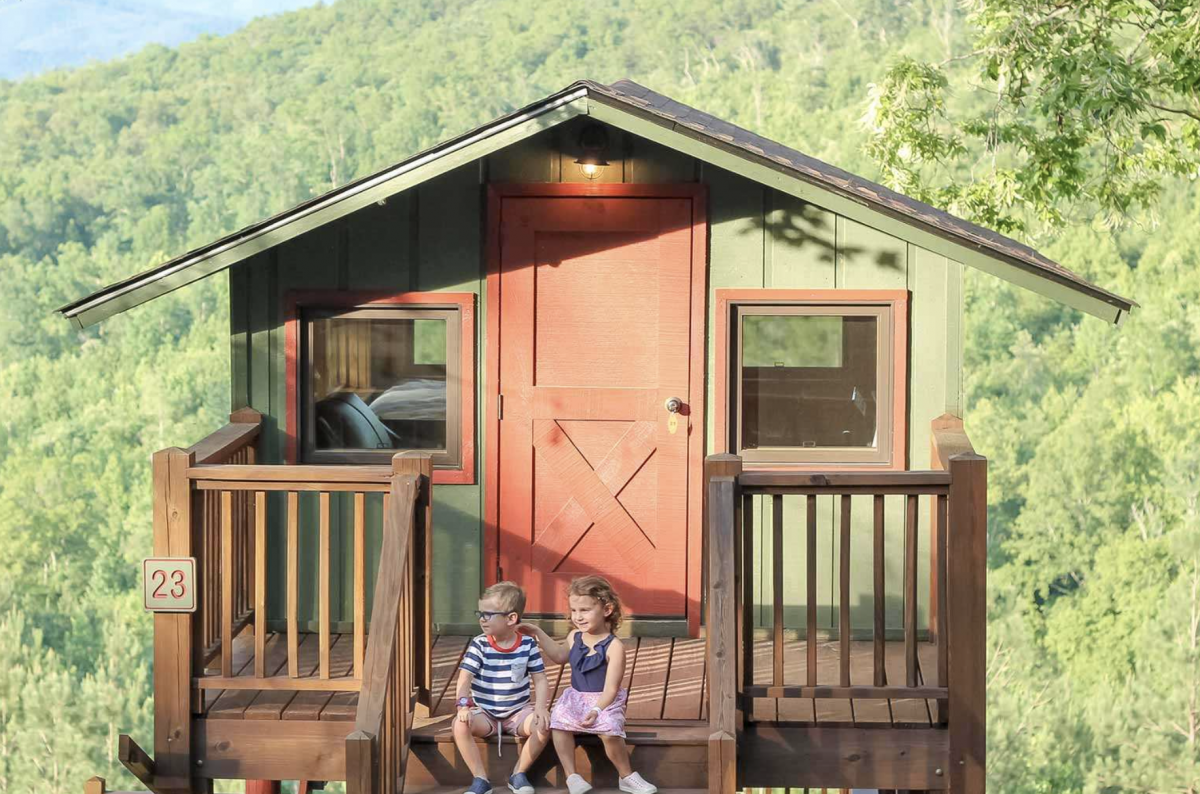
[716,290,908,469]
[286,292,475,482]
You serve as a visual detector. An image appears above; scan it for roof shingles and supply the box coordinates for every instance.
[60,78,1134,322]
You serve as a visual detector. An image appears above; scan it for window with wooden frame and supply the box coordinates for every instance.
[715,290,908,469]
[286,292,475,483]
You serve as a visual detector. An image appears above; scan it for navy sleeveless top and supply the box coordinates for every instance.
[568,632,615,693]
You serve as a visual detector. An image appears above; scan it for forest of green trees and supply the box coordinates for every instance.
[1,0,1198,791]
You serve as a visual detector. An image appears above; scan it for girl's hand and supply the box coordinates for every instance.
[516,623,540,637]
[580,707,599,728]
[530,707,551,738]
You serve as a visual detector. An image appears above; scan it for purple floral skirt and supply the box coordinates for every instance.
[550,687,627,737]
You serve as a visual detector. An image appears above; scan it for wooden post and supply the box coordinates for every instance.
[705,462,739,794]
[151,447,196,793]
[704,454,742,716]
[229,408,262,464]
[83,777,105,794]
[345,729,376,794]
[392,452,434,718]
[707,730,736,794]
[948,452,987,794]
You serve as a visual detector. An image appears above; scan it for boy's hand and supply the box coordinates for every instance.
[457,706,472,723]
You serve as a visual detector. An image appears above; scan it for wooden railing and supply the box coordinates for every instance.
[189,461,397,689]
[345,468,427,794]
[130,411,434,793]
[704,417,987,794]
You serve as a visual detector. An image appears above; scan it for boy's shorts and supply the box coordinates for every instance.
[473,704,535,737]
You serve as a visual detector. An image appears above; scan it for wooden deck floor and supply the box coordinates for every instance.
[426,634,943,727]
[199,632,942,727]
[203,631,360,721]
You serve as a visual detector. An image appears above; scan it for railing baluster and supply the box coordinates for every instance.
[242,490,247,615]
[772,495,784,688]
[320,491,331,680]
[243,489,251,614]
[400,558,410,755]
[355,492,366,680]
[209,490,216,654]
[742,494,754,692]
[211,490,219,653]
[287,491,299,678]
[237,490,244,617]
[254,491,267,678]
[905,493,918,688]
[403,532,412,711]
[806,494,817,687]
[936,491,949,722]
[221,490,234,678]
[839,494,851,688]
[873,494,886,688]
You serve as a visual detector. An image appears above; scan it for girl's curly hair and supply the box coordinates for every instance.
[566,575,624,631]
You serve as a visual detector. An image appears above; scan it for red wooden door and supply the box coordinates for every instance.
[490,191,703,618]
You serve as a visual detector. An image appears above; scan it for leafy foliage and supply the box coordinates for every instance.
[865,0,1200,232]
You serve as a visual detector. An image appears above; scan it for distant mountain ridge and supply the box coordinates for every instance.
[0,0,323,80]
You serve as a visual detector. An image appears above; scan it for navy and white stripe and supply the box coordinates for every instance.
[460,634,545,718]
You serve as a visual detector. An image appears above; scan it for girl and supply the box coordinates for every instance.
[518,576,657,794]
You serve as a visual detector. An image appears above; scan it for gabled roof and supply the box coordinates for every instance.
[59,79,1136,328]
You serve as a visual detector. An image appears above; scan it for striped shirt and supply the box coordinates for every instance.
[460,634,545,718]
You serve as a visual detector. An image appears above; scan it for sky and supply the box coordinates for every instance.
[0,0,332,80]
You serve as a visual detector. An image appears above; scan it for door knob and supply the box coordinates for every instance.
[664,397,684,414]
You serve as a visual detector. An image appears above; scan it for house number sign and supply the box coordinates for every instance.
[142,557,197,613]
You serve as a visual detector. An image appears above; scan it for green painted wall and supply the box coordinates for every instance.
[230,117,964,636]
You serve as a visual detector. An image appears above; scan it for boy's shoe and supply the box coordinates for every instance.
[566,773,593,794]
[466,777,493,794]
[618,772,658,794]
[508,772,535,794]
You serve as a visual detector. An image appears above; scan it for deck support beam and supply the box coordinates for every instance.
[739,725,951,790]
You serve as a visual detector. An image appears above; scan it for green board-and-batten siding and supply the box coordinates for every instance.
[229,118,963,634]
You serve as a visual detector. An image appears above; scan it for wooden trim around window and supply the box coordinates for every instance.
[284,290,476,485]
[714,289,909,471]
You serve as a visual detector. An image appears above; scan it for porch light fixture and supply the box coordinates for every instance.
[574,124,610,180]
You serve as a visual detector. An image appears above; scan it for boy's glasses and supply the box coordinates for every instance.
[476,610,515,621]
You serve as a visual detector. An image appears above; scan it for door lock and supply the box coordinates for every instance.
[664,397,684,414]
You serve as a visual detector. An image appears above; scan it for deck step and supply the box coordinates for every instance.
[407,716,708,789]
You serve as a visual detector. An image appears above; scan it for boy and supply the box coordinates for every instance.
[453,581,551,794]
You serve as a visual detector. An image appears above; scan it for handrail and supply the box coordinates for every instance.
[187,464,393,489]
[346,469,424,794]
[739,470,951,492]
[187,408,262,464]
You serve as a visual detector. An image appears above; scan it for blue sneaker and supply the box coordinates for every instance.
[508,772,535,794]
[466,777,492,794]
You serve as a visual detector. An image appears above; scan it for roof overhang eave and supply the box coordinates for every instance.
[585,93,1136,326]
